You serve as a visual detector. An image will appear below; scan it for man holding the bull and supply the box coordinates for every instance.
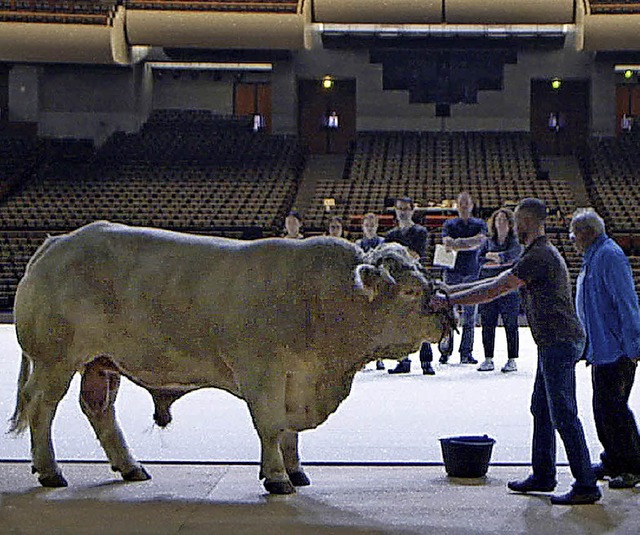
[430,198,601,505]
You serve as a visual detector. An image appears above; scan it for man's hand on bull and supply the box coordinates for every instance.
[428,293,451,312]
[435,281,451,293]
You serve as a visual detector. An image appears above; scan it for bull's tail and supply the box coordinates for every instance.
[8,353,32,435]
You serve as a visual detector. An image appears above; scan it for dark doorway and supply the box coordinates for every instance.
[298,78,356,154]
[530,79,590,156]
[234,82,272,132]
[616,84,640,136]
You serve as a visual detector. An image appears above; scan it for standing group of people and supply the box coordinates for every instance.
[367,192,523,376]
[283,194,640,505]
[430,198,640,504]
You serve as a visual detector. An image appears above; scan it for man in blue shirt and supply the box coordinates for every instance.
[441,192,488,364]
[571,208,640,489]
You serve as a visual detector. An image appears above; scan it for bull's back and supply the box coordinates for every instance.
[15,222,363,378]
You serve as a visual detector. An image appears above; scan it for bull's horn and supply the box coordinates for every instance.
[353,263,375,291]
[377,265,396,285]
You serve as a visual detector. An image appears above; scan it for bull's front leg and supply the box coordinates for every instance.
[281,431,311,487]
[241,369,295,495]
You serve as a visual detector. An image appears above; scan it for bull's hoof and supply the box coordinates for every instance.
[38,473,68,488]
[122,466,152,482]
[288,470,311,487]
[264,479,296,495]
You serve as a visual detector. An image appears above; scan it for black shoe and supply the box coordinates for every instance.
[592,462,616,481]
[460,355,478,365]
[422,363,435,375]
[375,360,385,370]
[508,475,557,493]
[609,473,640,489]
[388,359,411,374]
[550,487,602,505]
[439,354,449,364]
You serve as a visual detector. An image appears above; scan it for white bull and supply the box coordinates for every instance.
[10,221,449,494]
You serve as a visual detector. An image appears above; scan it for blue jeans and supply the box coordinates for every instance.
[479,291,520,360]
[444,271,477,358]
[531,341,597,491]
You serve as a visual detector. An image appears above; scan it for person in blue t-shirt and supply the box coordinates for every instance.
[441,192,488,364]
[384,197,436,376]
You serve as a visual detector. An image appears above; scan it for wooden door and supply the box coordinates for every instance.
[530,79,590,155]
[298,79,356,154]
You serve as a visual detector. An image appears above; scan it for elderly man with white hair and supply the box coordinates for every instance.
[571,208,640,489]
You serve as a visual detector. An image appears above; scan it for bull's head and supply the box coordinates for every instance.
[353,243,457,344]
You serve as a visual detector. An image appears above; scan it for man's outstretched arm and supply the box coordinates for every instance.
[432,270,524,309]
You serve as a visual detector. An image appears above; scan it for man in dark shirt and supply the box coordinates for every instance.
[385,197,435,376]
[430,198,601,505]
[441,192,488,364]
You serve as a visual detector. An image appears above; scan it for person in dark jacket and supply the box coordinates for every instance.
[385,197,435,375]
[356,212,385,253]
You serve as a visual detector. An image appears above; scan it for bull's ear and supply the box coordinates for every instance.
[353,264,396,302]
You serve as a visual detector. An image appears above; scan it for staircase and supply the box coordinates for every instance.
[538,156,590,208]
[291,154,347,221]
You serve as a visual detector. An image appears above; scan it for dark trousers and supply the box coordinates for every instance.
[419,342,433,369]
[444,272,477,358]
[592,357,640,474]
[531,341,597,491]
[396,343,433,370]
[478,291,520,360]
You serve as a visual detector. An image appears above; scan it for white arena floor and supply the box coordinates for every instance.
[1,324,640,534]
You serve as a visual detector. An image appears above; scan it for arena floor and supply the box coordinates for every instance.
[1,324,639,534]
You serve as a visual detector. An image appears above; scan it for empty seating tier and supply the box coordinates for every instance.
[306,131,574,232]
[0,1,116,24]
[580,134,640,232]
[123,0,299,14]
[0,111,306,309]
[588,0,640,14]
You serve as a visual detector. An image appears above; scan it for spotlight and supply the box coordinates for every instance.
[624,69,634,80]
[322,76,334,90]
[551,78,562,90]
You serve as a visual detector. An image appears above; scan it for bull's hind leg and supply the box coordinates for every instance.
[79,358,150,482]
[24,362,76,487]
[281,431,310,487]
